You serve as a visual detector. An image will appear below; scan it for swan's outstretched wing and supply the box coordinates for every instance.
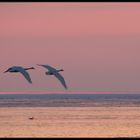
[37,64,57,72]
[53,72,67,89]
[37,64,67,89]
[16,67,32,83]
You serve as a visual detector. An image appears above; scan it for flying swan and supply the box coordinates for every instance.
[4,66,35,83]
[37,64,67,89]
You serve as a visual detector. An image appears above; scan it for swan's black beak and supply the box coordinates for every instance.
[4,70,8,73]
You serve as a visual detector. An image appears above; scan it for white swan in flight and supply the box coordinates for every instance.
[37,64,68,89]
[4,66,35,83]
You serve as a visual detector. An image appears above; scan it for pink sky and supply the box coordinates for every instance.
[1,2,140,93]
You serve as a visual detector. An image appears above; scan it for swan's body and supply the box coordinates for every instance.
[37,64,67,89]
[4,66,35,83]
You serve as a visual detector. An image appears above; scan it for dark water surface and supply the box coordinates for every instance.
[0,94,140,107]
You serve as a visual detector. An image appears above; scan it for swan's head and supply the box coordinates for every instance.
[4,68,12,73]
[60,69,64,71]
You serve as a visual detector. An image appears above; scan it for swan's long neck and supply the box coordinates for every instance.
[24,67,35,70]
[58,69,64,72]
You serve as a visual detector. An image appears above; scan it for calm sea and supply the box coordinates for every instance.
[0,94,140,107]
